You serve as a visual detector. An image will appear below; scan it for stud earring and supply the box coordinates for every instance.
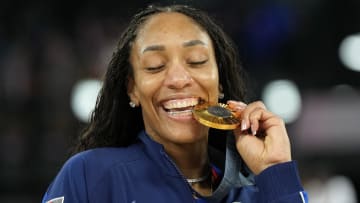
[129,101,136,108]
[218,92,224,100]
[218,84,224,100]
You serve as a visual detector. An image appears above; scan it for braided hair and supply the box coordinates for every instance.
[73,4,248,153]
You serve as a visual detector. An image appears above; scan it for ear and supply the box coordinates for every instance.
[127,76,140,106]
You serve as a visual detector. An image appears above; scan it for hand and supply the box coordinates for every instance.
[227,100,292,175]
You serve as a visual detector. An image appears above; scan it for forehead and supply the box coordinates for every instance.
[134,12,212,46]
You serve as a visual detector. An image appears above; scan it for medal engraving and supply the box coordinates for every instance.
[192,103,240,130]
[207,105,232,118]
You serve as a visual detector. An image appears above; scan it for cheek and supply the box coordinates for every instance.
[191,68,219,99]
[134,74,162,100]
[198,72,218,89]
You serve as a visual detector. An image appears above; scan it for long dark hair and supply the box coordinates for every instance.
[73,4,248,153]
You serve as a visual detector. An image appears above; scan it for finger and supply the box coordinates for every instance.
[261,114,285,130]
[249,107,264,135]
[247,101,266,110]
[250,107,284,136]
[226,100,247,119]
[227,100,247,109]
[227,100,247,112]
[240,101,266,132]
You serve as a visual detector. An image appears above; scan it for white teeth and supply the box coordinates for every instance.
[168,109,193,116]
[163,98,198,109]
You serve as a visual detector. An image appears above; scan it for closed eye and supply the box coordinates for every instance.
[145,65,165,73]
[188,59,208,66]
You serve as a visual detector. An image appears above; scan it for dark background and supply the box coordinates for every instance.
[1,0,359,202]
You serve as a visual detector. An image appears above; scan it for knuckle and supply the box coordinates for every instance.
[251,100,267,109]
[255,100,265,106]
[272,115,285,126]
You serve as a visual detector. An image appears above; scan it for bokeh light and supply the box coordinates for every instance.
[262,79,302,123]
[70,79,102,123]
[339,33,360,72]
[306,175,357,203]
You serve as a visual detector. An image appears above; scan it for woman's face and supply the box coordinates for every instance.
[128,12,219,145]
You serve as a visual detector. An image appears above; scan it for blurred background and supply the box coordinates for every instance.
[1,0,359,202]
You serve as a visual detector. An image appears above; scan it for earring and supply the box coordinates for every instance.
[129,101,136,108]
[218,92,224,99]
[218,84,224,100]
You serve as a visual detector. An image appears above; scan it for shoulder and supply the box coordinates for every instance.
[49,143,146,185]
[64,143,145,173]
[43,144,146,202]
[74,144,144,162]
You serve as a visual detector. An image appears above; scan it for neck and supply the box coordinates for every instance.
[164,140,209,180]
[158,137,213,196]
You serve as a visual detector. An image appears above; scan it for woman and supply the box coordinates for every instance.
[42,4,308,203]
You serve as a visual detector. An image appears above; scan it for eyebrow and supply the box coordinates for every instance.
[183,40,206,47]
[142,40,207,53]
[142,45,165,53]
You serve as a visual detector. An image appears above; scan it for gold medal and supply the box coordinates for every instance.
[192,102,240,130]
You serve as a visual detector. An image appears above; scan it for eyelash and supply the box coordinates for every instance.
[145,65,165,72]
[188,59,208,66]
[145,59,208,72]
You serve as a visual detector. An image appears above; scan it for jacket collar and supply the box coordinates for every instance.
[137,130,255,201]
[137,131,181,177]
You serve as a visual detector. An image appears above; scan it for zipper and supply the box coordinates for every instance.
[161,148,198,203]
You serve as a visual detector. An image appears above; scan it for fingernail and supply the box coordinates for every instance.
[228,100,247,107]
[251,124,257,135]
[241,120,247,131]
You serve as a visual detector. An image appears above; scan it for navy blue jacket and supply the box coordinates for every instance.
[42,131,308,203]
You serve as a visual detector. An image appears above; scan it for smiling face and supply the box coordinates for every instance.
[128,12,220,145]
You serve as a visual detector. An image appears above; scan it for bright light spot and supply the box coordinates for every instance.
[306,175,357,203]
[325,176,357,203]
[262,79,302,123]
[339,34,360,72]
[71,79,102,122]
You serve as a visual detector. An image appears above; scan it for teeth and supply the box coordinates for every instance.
[163,98,199,109]
[168,109,193,116]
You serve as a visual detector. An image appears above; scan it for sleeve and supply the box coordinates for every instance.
[42,155,89,203]
[254,161,309,203]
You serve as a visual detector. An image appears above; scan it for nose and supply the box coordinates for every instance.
[163,63,193,89]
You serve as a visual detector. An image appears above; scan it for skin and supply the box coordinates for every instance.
[128,12,292,195]
[128,12,219,191]
[228,100,292,175]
